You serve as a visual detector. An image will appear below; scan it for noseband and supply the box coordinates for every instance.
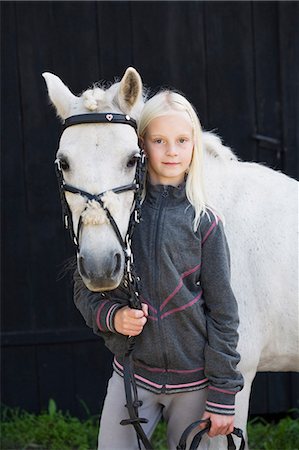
[55,113,144,275]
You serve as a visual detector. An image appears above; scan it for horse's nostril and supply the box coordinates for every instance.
[78,255,88,278]
[78,252,122,283]
[111,252,122,278]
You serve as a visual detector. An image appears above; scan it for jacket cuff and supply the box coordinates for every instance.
[205,386,236,415]
[96,301,122,333]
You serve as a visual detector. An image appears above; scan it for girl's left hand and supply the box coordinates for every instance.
[200,411,234,437]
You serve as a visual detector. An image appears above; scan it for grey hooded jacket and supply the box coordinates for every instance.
[73,182,244,416]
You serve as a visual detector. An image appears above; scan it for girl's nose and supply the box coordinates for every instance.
[166,144,178,156]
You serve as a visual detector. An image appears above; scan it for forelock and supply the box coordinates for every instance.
[81,81,121,112]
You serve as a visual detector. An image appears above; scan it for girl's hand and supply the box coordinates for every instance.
[114,303,148,336]
[200,411,234,437]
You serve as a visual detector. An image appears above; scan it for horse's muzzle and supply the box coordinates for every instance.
[78,251,124,291]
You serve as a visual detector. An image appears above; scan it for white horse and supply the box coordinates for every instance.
[43,67,298,449]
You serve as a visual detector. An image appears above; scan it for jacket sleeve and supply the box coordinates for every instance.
[200,214,244,416]
[73,268,129,335]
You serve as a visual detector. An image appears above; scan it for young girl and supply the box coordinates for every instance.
[73,90,244,449]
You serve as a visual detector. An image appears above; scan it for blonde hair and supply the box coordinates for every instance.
[138,90,219,230]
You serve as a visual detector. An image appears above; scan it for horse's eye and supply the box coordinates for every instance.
[60,159,69,171]
[127,155,139,168]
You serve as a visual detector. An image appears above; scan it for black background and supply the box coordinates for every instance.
[1,1,298,418]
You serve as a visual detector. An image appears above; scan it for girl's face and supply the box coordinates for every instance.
[141,112,194,186]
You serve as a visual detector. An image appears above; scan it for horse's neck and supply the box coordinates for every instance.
[203,142,297,231]
[203,159,233,215]
[202,131,238,212]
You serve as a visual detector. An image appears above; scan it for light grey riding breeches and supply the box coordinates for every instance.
[98,371,210,450]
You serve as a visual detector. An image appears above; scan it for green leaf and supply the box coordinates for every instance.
[48,399,57,417]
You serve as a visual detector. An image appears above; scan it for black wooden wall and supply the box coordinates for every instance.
[2,1,299,419]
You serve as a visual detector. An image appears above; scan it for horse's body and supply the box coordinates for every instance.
[43,68,298,449]
[202,133,298,448]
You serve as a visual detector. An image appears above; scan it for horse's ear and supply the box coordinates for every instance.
[42,72,77,120]
[117,67,143,113]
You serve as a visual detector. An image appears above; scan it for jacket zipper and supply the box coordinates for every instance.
[154,186,169,392]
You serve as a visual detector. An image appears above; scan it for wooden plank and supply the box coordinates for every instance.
[2,327,97,347]
[204,1,255,161]
[130,2,174,86]
[268,373,291,414]
[290,373,299,415]
[49,1,100,91]
[37,343,76,413]
[249,372,269,415]
[278,2,299,179]
[96,1,133,80]
[2,346,39,412]
[130,2,208,121]
[252,2,282,171]
[252,2,281,140]
[73,341,113,416]
[37,340,113,417]
[250,372,299,415]
[14,2,89,331]
[1,2,33,332]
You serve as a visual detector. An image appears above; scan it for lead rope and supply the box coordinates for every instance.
[177,419,245,450]
[120,209,153,450]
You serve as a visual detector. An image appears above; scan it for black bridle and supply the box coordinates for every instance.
[56,113,143,255]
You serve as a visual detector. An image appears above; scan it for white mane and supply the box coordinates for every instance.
[202,130,239,161]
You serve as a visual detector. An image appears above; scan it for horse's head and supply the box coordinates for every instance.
[43,68,144,291]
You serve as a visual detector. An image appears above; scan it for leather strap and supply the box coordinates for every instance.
[62,113,137,131]
[120,351,153,450]
[177,419,210,450]
[177,419,245,450]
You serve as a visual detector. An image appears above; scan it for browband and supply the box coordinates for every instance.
[62,113,137,131]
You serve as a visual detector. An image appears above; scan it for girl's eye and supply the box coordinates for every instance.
[154,139,163,144]
[127,155,139,168]
[60,159,69,171]
[179,138,188,144]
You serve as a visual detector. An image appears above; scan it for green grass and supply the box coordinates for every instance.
[247,415,299,450]
[1,401,298,450]
[150,416,299,450]
[0,400,98,450]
